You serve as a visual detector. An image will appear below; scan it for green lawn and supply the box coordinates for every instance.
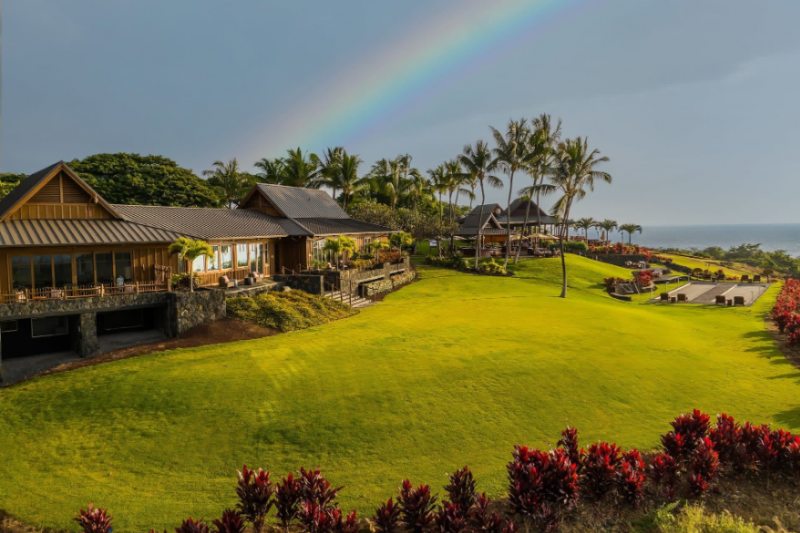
[656,253,755,277]
[0,256,797,532]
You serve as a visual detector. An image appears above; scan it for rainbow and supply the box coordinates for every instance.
[253,0,589,158]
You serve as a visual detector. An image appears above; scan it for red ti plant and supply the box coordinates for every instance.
[687,473,709,498]
[444,466,477,518]
[73,504,113,533]
[433,502,467,533]
[616,450,646,509]
[469,493,504,533]
[331,509,359,533]
[372,498,402,533]
[299,502,335,533]
[212,510,246,533]
[648,453,678,500]
[299,468,343,508]
[741,422,770,467]
[690,438,720,490]
[669,410,710,455]
[582,442,621,503]
[774,312,794,334]
[660,432,687,463]
[787,438,800,479]
[398,480,438,533]
[708,414,742,466]
[176,518,210,533]
[557,426,583,472]
[235,466,274,533]
[275,473,303,532]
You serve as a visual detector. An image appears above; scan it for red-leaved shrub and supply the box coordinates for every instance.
[690,438,720,489]
[372,498,401,533]
[398,481,437,533]
[444,466,477,517]
[557,426,583,471]
[670,410,710,454]
[687,473,709,497]
[648,453,678,500]
[74,504,113,533]
[235,466,274,533]
[582,442,621,502]
[469,493,504,533]
[434,502,467,533]
[616,450,645,508]
[212,510,246,533]
[176,518,210,533]
[708,414,742,465]
[275,473,303,532]
[299,468,342,508]
[330,509,359,533]
[299,502,334,533]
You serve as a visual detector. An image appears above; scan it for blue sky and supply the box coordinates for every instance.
[3,0,800,225]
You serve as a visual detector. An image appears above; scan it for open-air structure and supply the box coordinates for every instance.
[456,199,559,256]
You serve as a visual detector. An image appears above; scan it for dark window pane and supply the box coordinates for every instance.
[11,256,31,290]
[262,244,268,266]
[31,316,69,337]
[76,254,94,285]
[96,253,114,285]
[115,252,132,282]
[54,254,73,286]
[33,255,53,289]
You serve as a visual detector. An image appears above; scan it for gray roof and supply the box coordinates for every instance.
[0,162,61,219]
[0,219,183,247]
[113,205,310,239]
[497,214,558,226]
[294,218,394,236]
[455,227,508,236]
[499,198,557,225]
[255,184,349,219]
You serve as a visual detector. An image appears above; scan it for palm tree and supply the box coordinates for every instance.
[491,118,531,269]
[371,158,407,211]
[460,141,501,268]
[335,151,365,210]
[314,147,344,199]
[539,137,612,298]
[427,164,449,255]
[444,159,464,224]
[405,170,430,215]
[575,217,596,241]
[203,158,246,208]
[282,148,321,188]
[168,237,215,293]
[253,157,286,184]
[597,219,618,243]
[619,223,643,245]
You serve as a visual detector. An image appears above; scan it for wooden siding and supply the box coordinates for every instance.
[239,191,282,217]
[7,170,115,220]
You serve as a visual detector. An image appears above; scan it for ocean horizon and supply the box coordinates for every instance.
[622,223,800,256]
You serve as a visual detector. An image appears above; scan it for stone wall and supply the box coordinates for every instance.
[331,256,411,295]
[169,290,227,335]
[0,292,170,320]
[273,274,325,295]
[362,269,417,297]
[78,313,100,357]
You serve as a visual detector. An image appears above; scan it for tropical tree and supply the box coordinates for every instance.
[575,217,596,241]
[444,159,464,224]
[253,157,286,184]
[282,148,321,188]
[459,140,501,268]
[168,237,215,292]
[203,158,246,208]
[405,171,431,215]
[390,231,413,252]
[539,137,612,298]
[597,219,618,243]
[314,147,344,198]
[335,151,366,210]
[491,118,531,269]
[427,164,449,255]
[323,235,357,269]
[370,158,407,211]
[619,223,643,244]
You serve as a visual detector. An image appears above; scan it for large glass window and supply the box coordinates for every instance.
[11,256,31,290]
[208,246,220,271]
[54,254,73,286]
[249,244,259,273]
[33,255,53,289]
[193,255,205,272]
[115,252,133,282]
[76,254,94,285]
[237,244,248,267]
[96,252,114,285]
[221,245,233,269]
[313,239,326,262]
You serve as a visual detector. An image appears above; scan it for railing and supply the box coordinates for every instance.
[0,281,170,305]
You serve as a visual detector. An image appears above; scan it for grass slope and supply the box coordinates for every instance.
[657,253,755,277]
[0,256,797,532]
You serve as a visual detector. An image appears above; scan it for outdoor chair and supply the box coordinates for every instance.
[753,275,761,283]
[218,276,235,288]
[715,295,726,305]
[660,293,669,302]
[741,275,750,283]
[734,296,746,306]
[677,293,688,303]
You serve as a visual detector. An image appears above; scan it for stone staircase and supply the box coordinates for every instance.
[325,290,373,309]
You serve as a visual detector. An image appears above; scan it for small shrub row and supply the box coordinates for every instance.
[425,253,507,276]
[227,291,357,332]
[73,410,800,533]
[587,243,651,260]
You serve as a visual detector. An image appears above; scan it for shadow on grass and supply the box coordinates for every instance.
[773,406,800,429]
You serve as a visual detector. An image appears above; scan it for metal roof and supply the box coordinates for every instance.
[255,184,349,219]
[113,205,311,239]
[0,219,184,247]
[293,218,395,236]
[455,227,508,236]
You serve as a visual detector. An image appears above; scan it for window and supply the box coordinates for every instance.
[54,254,73,286]
[33,255,53,289]
[0,320,18,333]
[208,246,220,271]
[237,244,248,267]
[115,252,133,282]
[313,239,326,262]
[31,316,69,338]
[263,244,269,266]
[96,253,114,284]
[249,244,259,273]
[221,245,233,269]
[193,255,205,272]
[76,254,94,285]
[11,256,31,290]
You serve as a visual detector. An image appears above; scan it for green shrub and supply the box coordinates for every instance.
[227,291,357,332]
[549,241,588,252]
[477,259,506,276]
[652,503,759,533]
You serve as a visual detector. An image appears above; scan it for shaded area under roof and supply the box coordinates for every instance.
[113,205,310,239]
[0,219,183,247]
[256,184,349,219]
[295,218,395,237]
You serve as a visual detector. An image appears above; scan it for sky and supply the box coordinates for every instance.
[3,0,800,226]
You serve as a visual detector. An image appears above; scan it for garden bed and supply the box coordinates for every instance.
[227,290,357,332]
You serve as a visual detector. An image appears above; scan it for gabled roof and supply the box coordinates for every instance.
[113,205,311,240]
[0,219,184,247]
[0,161,122,221]
[498,198,557,226]
[252,184,349,219]
[295,218,395,237]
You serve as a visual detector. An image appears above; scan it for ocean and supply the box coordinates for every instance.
[629,224,800,257]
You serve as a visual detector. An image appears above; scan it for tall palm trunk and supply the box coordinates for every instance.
[514,195,533,264]
[438,191,444,256]
[503,169,516,269]
[559,201,573,298]
[475,180,486,269]
[534,182,543,250]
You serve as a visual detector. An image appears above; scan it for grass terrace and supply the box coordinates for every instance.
[0,256,797,532]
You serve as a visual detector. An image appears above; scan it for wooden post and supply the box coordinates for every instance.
[135,282,139,294]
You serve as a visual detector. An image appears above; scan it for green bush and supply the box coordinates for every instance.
[652,503,759,533]
[477,259,507,276]
[227,290,357,332]
[549,240,588,252]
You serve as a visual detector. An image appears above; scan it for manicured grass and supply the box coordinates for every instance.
[656,253,755,277]
[0,256,797,532]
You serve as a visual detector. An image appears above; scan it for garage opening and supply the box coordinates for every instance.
[1,316,77,359]
[96,306,168,352]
